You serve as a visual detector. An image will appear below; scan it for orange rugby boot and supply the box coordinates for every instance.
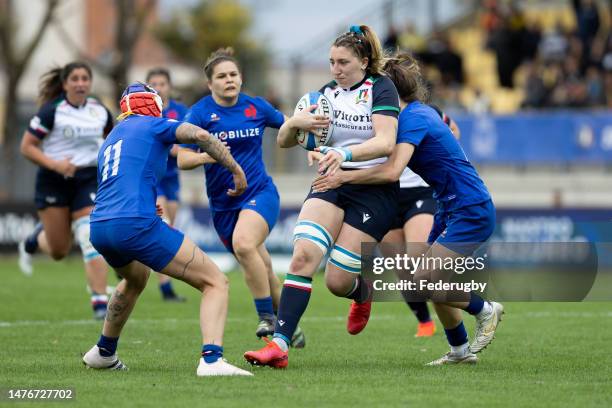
[244,338,288,368]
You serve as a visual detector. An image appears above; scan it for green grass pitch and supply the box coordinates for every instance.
[1,257,611,407]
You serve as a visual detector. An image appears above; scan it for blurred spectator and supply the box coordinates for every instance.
[481,0,503,50]
[398,23,427,54]
[573,0,600,71]
[604,71,612,108]
[521,62,548,108]
[411,32,464,87]
[601,34,612,71]
[401,0,611,111]
[383,26,399,52]
[489,4,526,88]
[521,20,542,62]
[538,23,568,64]
[585,66,606,106]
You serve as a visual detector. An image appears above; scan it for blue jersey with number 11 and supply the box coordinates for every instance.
[91,115,182,222]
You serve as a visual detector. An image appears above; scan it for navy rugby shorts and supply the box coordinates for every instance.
[306,180,399,242]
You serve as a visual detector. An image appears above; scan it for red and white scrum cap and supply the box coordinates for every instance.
[119,82,163,117]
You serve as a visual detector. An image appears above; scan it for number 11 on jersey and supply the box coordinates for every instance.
[101,140,123,181]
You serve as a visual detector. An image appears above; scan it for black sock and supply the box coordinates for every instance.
[407,302,431,323]
[24,223,43,254]
[346,275,370,303]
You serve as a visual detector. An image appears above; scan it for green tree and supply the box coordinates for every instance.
[156,0,270,96]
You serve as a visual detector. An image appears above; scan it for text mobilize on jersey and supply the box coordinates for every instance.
[211,128,261,140]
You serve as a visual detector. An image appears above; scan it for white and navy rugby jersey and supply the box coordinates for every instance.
[27,96,113,168]
[398,104,451,189]
[320,74,399,169]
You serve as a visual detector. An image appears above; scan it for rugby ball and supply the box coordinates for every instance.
[294,92,334,150]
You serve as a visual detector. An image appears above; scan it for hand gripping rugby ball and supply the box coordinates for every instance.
[294,92,334,151]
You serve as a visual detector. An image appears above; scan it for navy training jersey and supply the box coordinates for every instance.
[91,115,182,221]
[162,99,188,179]
[185,93,284,211]
[397,101,490,211]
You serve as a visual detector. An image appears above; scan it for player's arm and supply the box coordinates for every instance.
[177,140,231,169]
[20,130,76,177]
[339,113,398,161]
[312,143,414,192]
[277,106,330,148]
[175,122,247,196]
[316,114,397,175]
[177,147,212,169]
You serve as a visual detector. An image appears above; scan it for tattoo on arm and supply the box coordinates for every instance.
[176,123,238,172]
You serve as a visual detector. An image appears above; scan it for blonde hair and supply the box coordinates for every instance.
[333,25,386,75]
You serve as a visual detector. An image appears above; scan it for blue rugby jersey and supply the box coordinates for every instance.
[161,99,188,179]
[184,93,284,211]
[91,115,181,221]
[397,101,491,211]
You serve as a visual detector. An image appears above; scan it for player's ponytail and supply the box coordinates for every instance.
[333,25,386,75]
[383,53,428,104]
[38,62,93,106]
[38,68,63,106]
[204,47,240,79]
[360,25,385,75]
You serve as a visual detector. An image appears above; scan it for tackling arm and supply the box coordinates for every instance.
[175,123,247,195]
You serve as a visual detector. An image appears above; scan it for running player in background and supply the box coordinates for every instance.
[146,68,188,302]
[178,48,305,347]
[82,83,252,376]
[311,53,503,365]
[19,62,112,320]
[244,24,399,368]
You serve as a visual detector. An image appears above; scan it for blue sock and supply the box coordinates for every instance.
[444,321,468,346]
[254,296,274,321]
[160,281,175,297]
[274,274,312,342]
[464,293,485,315]
[24,223,43,254]
[97,334,119,356]
[202,344,223,364]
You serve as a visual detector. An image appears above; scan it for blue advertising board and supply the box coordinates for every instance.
[453,112,612,164]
